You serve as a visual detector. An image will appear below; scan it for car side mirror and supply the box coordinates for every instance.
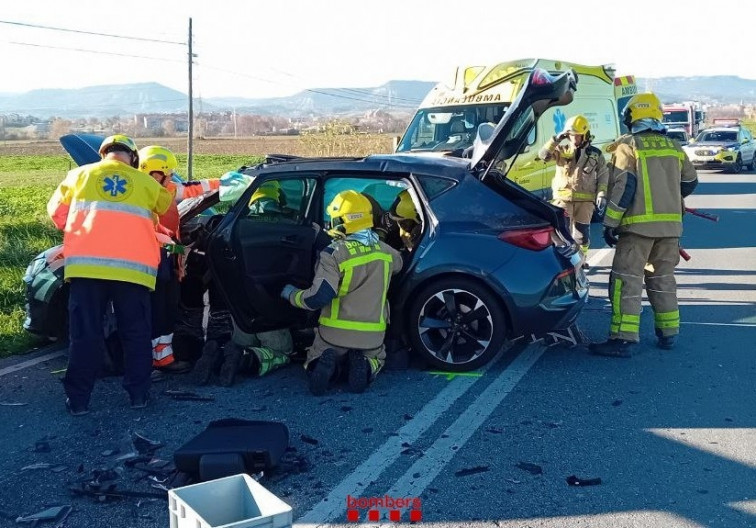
[741,138,749,144]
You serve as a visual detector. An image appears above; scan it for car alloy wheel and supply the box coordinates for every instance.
[731,155,742,174]
[408,278,507,371]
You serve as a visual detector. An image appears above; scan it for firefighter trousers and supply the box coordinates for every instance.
[307,328,385,371]
[558,201,594,253]
[64,278,152,408]
[609,233,681,342]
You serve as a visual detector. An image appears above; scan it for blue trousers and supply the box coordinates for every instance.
[64,278,152,407]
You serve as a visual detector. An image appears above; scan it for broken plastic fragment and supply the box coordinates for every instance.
[132,432,163,455]
[454,465,490,477]
[566,474,602,486]
[0,401,28,406]
[21,462,52,471]
[515,462,543,475]
[16,505,71,524]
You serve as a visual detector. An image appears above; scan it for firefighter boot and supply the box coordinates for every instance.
[191,340,222,386]
[218,341,245,387]
[347,350,381,393]
[655,330,677,350]
[249,347,291,377]
[589,339,634,358]
[307,349,338,396]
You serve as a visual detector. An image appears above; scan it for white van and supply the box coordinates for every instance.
[396,58,635,200]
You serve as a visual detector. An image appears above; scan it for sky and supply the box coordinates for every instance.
[2,0,755,100]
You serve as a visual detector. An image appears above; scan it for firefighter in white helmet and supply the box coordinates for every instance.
[539,115,608,269]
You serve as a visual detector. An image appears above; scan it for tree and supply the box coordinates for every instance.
[162,119,176,136]
[50,118,73,138]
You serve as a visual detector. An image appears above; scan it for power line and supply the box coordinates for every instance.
[0,19,184,45]
[5,40,185,63]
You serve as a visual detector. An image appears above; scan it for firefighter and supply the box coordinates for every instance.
[539,115,608,268]
[47,135,172,415]
[137,145,221,372]
[189,180,295,387]
[589,93,698,358]
[387,190,422,251]
[281,190,403,395]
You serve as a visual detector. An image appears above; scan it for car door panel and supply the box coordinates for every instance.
[207,176,319,334]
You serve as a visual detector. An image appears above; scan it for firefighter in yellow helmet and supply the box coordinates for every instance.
[539,115,608,269]
[137,145,221,374]
[387,190,422,251]
[590,93,698,358]
[280,190,403,395]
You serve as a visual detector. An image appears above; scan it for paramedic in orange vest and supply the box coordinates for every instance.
[137,145,220,373]
[47,135,172,415]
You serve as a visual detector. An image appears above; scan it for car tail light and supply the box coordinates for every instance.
[498,226,554,251]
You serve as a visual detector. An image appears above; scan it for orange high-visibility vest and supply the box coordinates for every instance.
[48,159,173,290]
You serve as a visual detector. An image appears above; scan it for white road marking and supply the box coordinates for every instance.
[0,349,66,377]
[587,247,612,267]
[680,322,756,328]
[295,353,505,525]
[383,344,545,499]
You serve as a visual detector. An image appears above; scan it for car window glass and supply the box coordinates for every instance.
[323,177,408,223]
[244,177,316,223]
[417,175,456,199]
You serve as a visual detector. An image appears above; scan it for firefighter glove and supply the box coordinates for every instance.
[603,226,618,247]
[595,192,607,215]
[280,284,297,301]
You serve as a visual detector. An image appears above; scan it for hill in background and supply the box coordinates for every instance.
[1,76,756,119]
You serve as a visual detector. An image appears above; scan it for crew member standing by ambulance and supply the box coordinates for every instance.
[539,115,608,269]
[48,135,172,415]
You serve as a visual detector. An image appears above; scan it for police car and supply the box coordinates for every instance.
[683,120,756,173]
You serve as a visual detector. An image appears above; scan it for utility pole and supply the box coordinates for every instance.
[187,17,194,180]
[233,107,237,138]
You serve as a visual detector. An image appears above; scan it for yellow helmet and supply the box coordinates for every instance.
[99,135,139,167]
[327,190,373,235]
[623,92,663,129]
[250,180,282,204]
[563,115,590,136]
[138,145,177,176]
[389,190,419,223]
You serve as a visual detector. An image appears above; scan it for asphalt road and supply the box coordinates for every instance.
[0,170,754,528]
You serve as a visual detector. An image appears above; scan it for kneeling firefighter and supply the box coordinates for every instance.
[539,115,608,268]
[281,190,403,395]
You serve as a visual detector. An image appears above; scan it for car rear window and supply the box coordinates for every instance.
[417,175,456,199]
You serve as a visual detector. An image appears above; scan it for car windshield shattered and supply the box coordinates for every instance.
[396,104,510,153]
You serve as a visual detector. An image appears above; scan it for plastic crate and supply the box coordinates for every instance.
[169,474,292,528]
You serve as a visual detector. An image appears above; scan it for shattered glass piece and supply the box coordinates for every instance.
[132,432,164,455]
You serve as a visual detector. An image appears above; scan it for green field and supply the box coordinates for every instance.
[0,153,260,357]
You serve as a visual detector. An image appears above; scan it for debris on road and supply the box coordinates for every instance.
[486,427,504,434]
[515,462,543,475]
[566,475,602,486]
[612,400,623,407]
[0,401,28,406]
[132,432,164,455]
[300,434,319,446]
[101,449,119,457]
[21,462,53,471]
[454,465,490,477]
[163,390,215,402]
[34,440,51,453]
[16,505,71,525]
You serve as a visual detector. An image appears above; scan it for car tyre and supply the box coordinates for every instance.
[407,277,508,372]
[746,154,755,172]
[730,155,742,174]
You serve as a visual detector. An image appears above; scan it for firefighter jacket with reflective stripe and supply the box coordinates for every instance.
[47,159,173,290]
[604,132,698,238]
[289,237,403,350]
[539,138,608,202]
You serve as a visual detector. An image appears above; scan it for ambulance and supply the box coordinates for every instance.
[395,58,636,199]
